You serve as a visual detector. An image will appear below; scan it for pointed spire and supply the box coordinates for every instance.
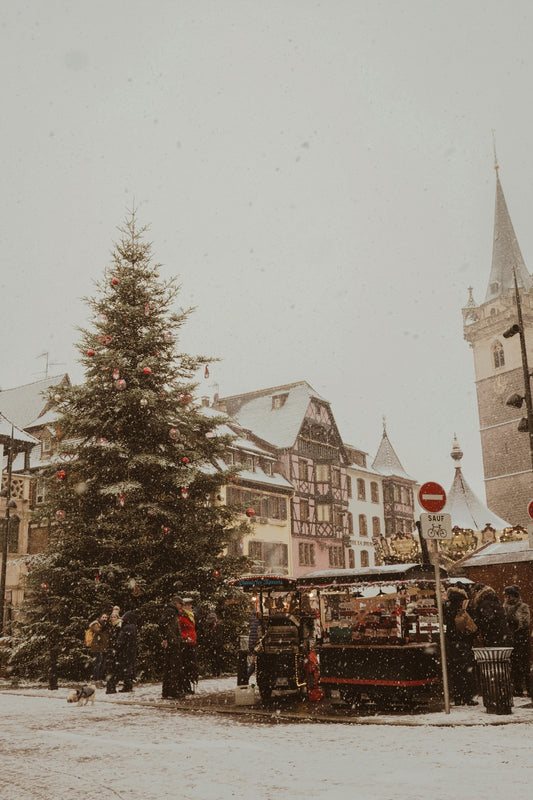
[372,421,411,479]
[485,164,532,301]
[444,439,509,529]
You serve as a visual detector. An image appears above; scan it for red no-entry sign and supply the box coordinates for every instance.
[418,481,447,513]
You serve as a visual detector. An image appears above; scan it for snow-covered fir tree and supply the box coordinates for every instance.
[10,213,249,682]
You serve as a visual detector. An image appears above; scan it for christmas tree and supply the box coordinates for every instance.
[10,212,249,683]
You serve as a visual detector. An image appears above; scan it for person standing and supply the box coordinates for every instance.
[443,584,478,705]
[179,598,198,694]
[116,610,138,693]
[202,612,225,678]
[105,608,123,694]
[160,595,186,699]
[503,585,531,696]
[471,584,511,646]
[88,613,110,686]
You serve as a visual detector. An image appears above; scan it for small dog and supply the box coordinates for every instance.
[67,684,96,706]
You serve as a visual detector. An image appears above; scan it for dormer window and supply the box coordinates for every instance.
[272,393,288,410]
[493,341,505,369]
[41,437,51,455]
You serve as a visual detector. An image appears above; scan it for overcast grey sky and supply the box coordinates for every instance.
[3,1,533,501]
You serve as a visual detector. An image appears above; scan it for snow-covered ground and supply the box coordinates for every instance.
[1,678,532,800]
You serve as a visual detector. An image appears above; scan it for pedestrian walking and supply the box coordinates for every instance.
[160,595,186,699]
[503,585,531,696]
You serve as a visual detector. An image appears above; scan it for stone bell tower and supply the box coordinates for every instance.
[463,161,533,526]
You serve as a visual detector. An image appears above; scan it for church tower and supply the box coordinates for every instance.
[463,161,533,526]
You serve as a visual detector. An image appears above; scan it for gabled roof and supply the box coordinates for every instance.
[218,381,330,449]
[485,169,533,302]
[372,423,412,480]
[0,413,39,447]
[0,374,69,429]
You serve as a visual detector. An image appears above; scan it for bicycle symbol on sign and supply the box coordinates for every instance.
[427,522,447,539]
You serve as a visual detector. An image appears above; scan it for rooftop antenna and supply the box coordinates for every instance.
[36,352,65,378]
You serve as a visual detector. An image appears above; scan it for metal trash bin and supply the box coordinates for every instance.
[473,647,514,715]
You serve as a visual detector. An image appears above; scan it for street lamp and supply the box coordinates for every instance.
[503,266,533,474]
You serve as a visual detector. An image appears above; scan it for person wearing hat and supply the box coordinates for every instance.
[503,585,531,697]
[160,595,186,699]
[471,584,511,647]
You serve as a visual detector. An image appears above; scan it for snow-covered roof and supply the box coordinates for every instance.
[0,414,39,446]
[444,465,510,530]
[372,428,412,480]
[219,381,329,449]
[0,374,69,429]
[460,539,533,567]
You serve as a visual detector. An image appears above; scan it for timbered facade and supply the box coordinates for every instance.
[217,382,351,577]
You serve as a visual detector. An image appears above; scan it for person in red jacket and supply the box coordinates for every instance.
[179,598,198,694]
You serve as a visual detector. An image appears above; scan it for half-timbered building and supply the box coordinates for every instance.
[216,381,351,577]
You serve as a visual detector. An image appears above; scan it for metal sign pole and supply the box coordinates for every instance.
[433,552,450,714]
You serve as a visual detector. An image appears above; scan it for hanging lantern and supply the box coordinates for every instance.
[115,379,127,390]
[87,349,95,357]
[140,398,148,407]
[181,487,189,499]
[182,456,190,464]
[246,508,255,518]
[112,367,120,381]
[143,367,152,375]
[57,470,66,481]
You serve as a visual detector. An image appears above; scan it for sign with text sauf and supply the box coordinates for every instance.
[419,512,452,540]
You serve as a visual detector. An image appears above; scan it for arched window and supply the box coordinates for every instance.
[360,550,369,567]
[493,341,505,369]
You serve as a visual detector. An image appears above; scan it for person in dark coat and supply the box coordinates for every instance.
[89,613,110,686]
[471,584,511,646]
[116,610,138,692]
[105,608,123,694]
[179,598,198,694]
[443,585,478,705]
[503,585,531,696]
[160,595,186,699]
[201,612,225,677]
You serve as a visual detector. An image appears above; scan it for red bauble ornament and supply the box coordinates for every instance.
[87,349,95,357]
[112,368,120,381]
[182,456,190,464]
[56,510,65,521]
[111,277,119,285]
[117,492,125,508]
[57,470,66,481]
[246,508,255,518]
[181,487,189,499]
[143,367,152,375]
[115,379,127,390]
